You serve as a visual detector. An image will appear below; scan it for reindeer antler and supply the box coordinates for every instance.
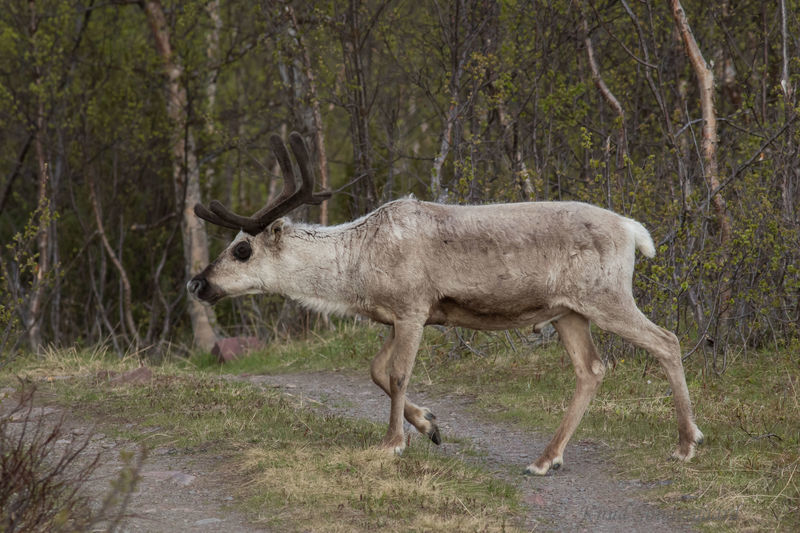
[194,132,331,235]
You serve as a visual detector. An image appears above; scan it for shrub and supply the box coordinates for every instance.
[0,383,144,532]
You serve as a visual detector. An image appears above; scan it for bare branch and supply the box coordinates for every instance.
[87,168,140,348]
[581,5,627,161]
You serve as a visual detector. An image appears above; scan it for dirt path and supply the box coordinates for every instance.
[233,370,698,533]
[4,370,698,532]
[86,441,265,532]
[1,386,266,533]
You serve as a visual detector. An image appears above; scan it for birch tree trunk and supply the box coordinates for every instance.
[341,0,378,215]
[670,0,732,328]
[287,4,330,225]
[27,0,51,353]
[143,0,217,352]
[203,0,222,194]
[779,0,796,220]
[28,98,50,352]
[430,103,458,203]
[430,0,467,204]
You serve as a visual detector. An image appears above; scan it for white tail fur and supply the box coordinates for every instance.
[627,218,656,258]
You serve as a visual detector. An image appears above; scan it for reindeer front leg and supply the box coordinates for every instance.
[378,319,425,455]
[371,327,441,446]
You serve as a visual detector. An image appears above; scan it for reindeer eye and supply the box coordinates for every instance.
[232,241,252,261]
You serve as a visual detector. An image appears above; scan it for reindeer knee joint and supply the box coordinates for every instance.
[370,362,382,381]
[591,359,605,377]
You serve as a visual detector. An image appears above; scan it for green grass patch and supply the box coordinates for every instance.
[422,331,800,532]
[181,325,800,531]
[6,327,798,530]
[186,321,383,375]
[2,346,522,532]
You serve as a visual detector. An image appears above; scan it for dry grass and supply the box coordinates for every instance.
[2,347,522,532]
[240,447,516,532]
[7,326,798,531]
[6,345,139,380]
[186,323,800,530]
[415,329,800,532]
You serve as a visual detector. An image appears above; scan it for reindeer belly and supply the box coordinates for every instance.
[427,297,568,331]
[409,240,554,329]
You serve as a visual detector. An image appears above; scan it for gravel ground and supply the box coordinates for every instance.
[234,370,698,533]
[0,386,266,533]
[3,369,699,532]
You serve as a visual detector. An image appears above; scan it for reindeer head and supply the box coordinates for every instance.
[187,132,330,304]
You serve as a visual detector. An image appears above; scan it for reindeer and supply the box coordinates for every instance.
[188,132,703,475]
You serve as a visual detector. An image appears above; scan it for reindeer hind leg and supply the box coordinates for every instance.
[526,312,605,475]
[589,298,703,461]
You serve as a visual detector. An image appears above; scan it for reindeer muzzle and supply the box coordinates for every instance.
[187,275,223,304]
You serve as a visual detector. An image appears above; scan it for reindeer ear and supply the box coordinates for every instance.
[267,218,285,243]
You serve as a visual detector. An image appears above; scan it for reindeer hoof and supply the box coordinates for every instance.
[671,444,696,462]
[380,434,406,456]
[428,425,441,445]
[525,455,563,476]
[524,463,550,476]
[524,466,545,476]
[420,409,440,445]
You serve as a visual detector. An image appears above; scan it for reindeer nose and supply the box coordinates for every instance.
[187,276,207,296]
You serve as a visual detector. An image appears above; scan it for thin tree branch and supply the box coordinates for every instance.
[581,6,627,160]
[0,135,33,216]
[87,168,140,347]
